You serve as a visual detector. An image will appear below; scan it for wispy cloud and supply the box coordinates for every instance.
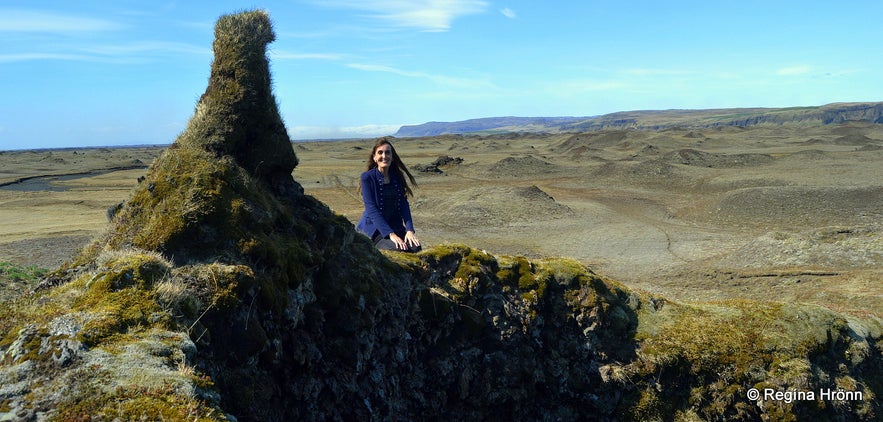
[0,41,209,64]
[347,63,421,76]
[313,0,489,32]
[0,9,123,32]
[80,41,208,56]
[500,8,516,19]
[346,62,494,88]
[0,53,116,64]
[289,124,400,139]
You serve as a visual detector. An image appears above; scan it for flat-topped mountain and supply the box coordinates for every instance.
[395,102,883,136]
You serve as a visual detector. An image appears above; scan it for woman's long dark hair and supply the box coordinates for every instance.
[360,137,417,197]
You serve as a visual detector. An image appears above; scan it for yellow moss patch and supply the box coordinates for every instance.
[54,382,225,421]
[636,300,787,374]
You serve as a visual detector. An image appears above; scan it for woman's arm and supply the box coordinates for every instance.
[398,182,419,247]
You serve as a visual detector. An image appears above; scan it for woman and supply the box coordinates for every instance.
[357,137,421,252]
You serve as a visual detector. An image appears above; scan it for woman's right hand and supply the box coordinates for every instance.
[389,233,408,250]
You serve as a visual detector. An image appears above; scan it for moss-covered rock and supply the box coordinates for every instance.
[1,9,880,422]
[182,9,297,186]
[624,299,882,420]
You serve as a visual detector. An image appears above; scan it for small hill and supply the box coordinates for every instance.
[487,155,560,177]
[1,10,880,422]
[395,102,883,137]
[424,185,573,226]
[662,148,775,168]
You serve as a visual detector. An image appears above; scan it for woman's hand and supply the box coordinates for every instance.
[389,232,420,250]
[404,231,420,248]
[389,233,408,250]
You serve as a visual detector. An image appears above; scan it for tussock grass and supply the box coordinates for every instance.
[0,261,46,284]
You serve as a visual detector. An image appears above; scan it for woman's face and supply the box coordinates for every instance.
[373,143,393,171]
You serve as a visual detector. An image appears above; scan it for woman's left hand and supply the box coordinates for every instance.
[404,231,421,248]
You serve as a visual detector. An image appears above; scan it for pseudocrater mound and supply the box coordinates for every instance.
[714,225,883,269]
[663,148,775,168]
[708,186,883,228]
[425,185,572,226]
[486,156,560,177]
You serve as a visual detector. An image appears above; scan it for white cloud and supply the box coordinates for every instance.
[313,0,489,32]
[500,8,516,19]
[80,41,208,56]
[0,53,106,63]
[346,62,495,89]
[0,9,123,32]
[776,65,812,76]
[0,42,210,64]
[347,63,420,77]
[289,124,401,140]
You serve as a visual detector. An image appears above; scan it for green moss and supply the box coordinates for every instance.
[179,9,296,178]
[496,256,534,293]
[54,382,225,421]
[628,388,666,421]
[636,300,785,376]
[2,326,44,365]
[48,251,174,347]
[382,249,424,271]
[453,247,497,282]
[117,148,244,254]
[535,258,607,305]
[413,244,498,300]
[0,262,50,337]
[624,298,879,420]
[169,263,250,318]
[75,288,164,347]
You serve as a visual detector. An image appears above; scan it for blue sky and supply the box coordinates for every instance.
[2,1,881,150]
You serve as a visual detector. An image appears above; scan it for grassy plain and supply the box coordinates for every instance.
[1,123,880,317]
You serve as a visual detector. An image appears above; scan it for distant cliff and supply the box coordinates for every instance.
[395,102,883,137]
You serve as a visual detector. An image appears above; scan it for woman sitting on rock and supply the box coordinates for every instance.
[357,137,422,252]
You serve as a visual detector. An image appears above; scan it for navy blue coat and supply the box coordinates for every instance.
[356,168,415,239]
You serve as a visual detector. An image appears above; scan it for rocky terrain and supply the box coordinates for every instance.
[1,9,881,422]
